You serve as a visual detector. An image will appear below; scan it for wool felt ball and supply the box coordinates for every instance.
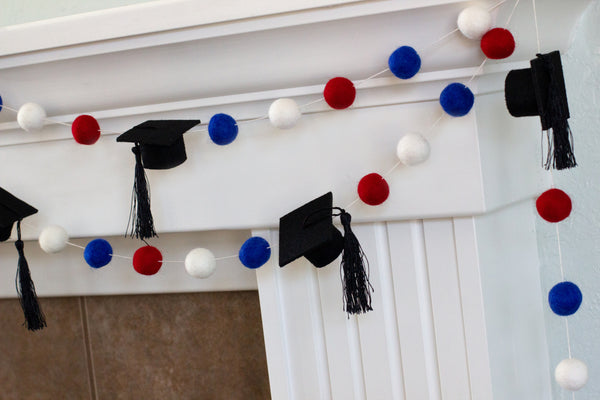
[208,113,238,145]
[39,225,69,254]
[17,102,46,132]
[396,133,431,166]
[323,77,356,110]
[548,281,582,316]
[239,237,271,269]
[536,189,572,223]
[480,28,515,59]
[358,173,390,206]
[269,98,301,129]
[388,46,421,79]
[440,83,474,117]
[133,245,163,276]
[0,95,3,112]
[555,358,588,391]
[84,239,113,269]
[184,248,216,278]
[71,115,101,145]
[457,6,493,40]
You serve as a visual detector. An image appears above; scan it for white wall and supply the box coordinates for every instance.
[0,0,153,26]
[536,1,600,399]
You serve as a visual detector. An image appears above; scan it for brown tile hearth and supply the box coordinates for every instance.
[0,297,90,400]
[85,291,270,400]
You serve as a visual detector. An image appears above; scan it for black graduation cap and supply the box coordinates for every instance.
[279,192,344,268]
[0,186,45,331]
[116,119,200,240]
[279,192,374,315]
[117,120,200,169]
[0,186,37,242]
[505,51,576,170]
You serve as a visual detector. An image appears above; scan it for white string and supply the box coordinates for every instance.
[1,104,19,113]
[467,59,488,84]
[66,241,85,250]
[354,68,390,88]
[504,0,521,28]
[532,0,541,53]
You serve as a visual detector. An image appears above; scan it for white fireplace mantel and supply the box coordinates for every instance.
[0,1,592,398]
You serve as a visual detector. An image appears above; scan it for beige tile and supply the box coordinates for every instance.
[86,291,270,400]
[0,297,91,400]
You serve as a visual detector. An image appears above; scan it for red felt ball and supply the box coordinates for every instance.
[323,77,356,110]
[536,189,572,223]
[71,115,101,145]
[133,245,163,276]
[480,28,515,59]
[357,173,389,206]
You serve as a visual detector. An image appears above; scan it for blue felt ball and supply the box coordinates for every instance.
[208,113,238,145]
[440,83,475,117]
[388,46,421,79]
[0,95,3,112]
[549,281,582,316]
[84,238,113,269]
[239,236,271,269]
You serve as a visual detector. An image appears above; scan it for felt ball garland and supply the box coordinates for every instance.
[39,225,69,254]
[208,113,238,145]
[324,77,356,110]
[536,189,572,223]
[185,248,217,278]
[440,83,475,117]
[396,133,430,166]
[388,46,421,79]
[480,28,515,59]
[357,173,389,206]
[133,245,163,275]
[269,98,301,129]
[548,281,582,316]
[17,102,46,132]
[239,237,271,269]
[457,6,493,40]
[555,358,589,391]
[84,239,113,268]
[72,115,101,145]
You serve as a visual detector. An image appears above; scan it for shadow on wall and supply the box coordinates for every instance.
[536,1,600,399]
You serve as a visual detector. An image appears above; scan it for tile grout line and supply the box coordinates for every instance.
[79,297,99,400]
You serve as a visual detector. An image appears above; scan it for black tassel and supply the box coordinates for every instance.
[338,210,373,315]
[15,221,46,331]
[127,144,157,240]
[544,119,577,170]
[538,52,577,170]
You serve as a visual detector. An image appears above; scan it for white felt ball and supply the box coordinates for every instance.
[396,133,431,166]
[184,248,217,279]
[17,102,47,132]
[39,225,69,254]
[457,6,493,40]
[268,98,301,129]
[555,358,588,391]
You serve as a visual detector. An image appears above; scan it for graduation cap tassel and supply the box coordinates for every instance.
[338,209,373,315]
[545,119,576,170]
[539,52,576,170]
[15,221,46,331]
[128,144,157,240]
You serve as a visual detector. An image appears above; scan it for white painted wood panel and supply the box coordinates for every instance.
[421,219,471,399]
[256,215,551,399]
[388,221,439,400]
[452,217,493,400]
